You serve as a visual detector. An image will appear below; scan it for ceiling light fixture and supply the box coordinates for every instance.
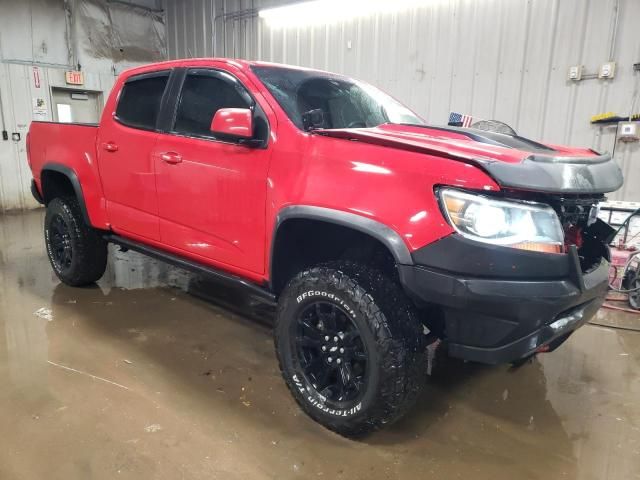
[258,0,442,28]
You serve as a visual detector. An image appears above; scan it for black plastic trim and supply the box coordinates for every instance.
[156,68,185,133]
[446,297,602,364]
[398,257,609,364]
[411,233,571,280]
[41,163,91,225]
[104,234,276,305]
[31,120,98,128]
[124,70,172,83]
[30,179,44,204]
[475,153,623,194]
[271,206,412,287]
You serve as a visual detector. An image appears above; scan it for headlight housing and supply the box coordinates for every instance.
[439,188,564,253]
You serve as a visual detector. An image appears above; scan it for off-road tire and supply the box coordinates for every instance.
[44,197,108,286]
[275,261,427,437]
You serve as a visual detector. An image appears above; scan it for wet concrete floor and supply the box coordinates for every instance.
[1,209,639,479]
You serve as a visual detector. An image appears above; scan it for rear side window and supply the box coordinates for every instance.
[115,72,169,130]
[173,72,250,137]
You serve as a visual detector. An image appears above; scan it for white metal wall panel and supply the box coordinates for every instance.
[166,0,640,201]
[0,0,69,67]
[165,0,217,59]
[0,62,116,212]
[0,0,166,211]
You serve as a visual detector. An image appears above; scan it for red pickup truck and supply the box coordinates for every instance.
[27,58,623,436]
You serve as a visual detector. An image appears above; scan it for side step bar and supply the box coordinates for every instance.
[103,234,276,305]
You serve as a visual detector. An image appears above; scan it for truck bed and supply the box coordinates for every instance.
[28,121,104,224]
[28,121,99,182]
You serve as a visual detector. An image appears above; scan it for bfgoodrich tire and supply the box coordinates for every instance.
[275,261,427,437]
[44,197,108,286]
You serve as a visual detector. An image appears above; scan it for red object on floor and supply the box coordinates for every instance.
[602,303,640,314]
[609,246,636,289]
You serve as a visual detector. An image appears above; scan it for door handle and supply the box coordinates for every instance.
[159,151,182,164]
[102,142,118,152]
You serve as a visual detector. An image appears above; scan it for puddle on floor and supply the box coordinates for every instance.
[1,209,639,480]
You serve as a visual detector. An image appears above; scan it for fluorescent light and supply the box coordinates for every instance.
[258,0,441,28]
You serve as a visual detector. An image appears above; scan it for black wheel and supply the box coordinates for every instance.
[44,197,108,286]
[627,269,640,310]
[275,261,427,437]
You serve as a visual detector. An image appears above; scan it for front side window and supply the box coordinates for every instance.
[251,65,424,130]
[173,71,251,138]
[115,72,169,130]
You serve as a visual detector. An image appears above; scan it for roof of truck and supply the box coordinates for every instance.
[118,58,337,79]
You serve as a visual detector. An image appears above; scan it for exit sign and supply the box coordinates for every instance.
[65,71,84,85]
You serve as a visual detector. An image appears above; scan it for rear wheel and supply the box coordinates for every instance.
[275,261,427,437]
[44,197,108,286]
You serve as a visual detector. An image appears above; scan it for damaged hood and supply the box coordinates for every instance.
[314,124,623,194]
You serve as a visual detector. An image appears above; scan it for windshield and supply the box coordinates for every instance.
[251,65,424,130]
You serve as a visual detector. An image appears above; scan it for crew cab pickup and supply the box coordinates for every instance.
[27,58,623,436]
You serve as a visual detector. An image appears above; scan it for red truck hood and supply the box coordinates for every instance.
[314,123,623,194]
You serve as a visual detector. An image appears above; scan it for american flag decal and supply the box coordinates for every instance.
[448,112,473,128]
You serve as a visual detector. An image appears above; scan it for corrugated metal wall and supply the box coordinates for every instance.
[164,0,217,58]
[0,0,165,212]
[166,0,640,201]
[0,64,117,211]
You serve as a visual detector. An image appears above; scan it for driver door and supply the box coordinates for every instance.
[153,68,270,274]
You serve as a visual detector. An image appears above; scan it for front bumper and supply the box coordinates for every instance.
[399,235,609,364]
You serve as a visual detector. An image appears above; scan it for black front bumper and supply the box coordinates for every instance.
[399,235,609,364]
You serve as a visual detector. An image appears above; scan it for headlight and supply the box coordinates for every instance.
[439,188,564,253]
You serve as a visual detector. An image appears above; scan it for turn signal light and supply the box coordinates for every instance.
[511,242,563,254]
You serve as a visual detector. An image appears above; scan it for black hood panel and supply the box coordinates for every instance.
[476,152,624,194]
[420,126,623,193]
[424,125,557,153]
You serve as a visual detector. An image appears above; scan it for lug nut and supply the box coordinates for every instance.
[336,358,342,364]
[333,336,338,342]
[324,336,330,341]
[339,347,344,353]
[321,345,327,351]
[327,357,333,363]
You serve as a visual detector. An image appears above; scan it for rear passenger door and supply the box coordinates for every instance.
[97,71,170,241]
[153,68,271,274]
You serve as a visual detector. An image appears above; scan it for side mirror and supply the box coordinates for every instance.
[210,108,253,139]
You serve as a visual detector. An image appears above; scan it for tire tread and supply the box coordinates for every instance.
[45,197,107,286]
[275,261,426,437]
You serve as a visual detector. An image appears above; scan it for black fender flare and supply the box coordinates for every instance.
[270,205,413,288]
[41,163,91,225]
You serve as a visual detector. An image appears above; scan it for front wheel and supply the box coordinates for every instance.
[275,261,427,437]
[44,197,108,286]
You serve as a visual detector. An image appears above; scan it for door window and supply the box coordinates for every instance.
[173,71,251,138]
[115,72,169,130]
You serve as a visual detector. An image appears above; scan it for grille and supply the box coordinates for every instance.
[534,194,605,273]
[547,195,603,230]
[547,195,606,272]
[493,191,607,272]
